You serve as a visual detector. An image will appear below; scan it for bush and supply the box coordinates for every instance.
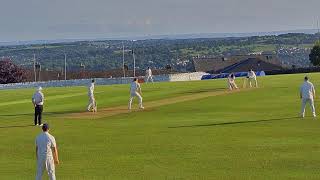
[310,41,320,66]
[0,59,26,84]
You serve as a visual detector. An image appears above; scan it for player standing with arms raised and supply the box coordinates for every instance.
[87,79,97,112]
[300,76,316,118]
[128,78,144,110]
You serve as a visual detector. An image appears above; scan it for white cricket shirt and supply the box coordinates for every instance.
[36,132,56,158]
[32,91,44,105]
[300,81,315,99]
[146,69,152,76]
[248,71,256,78]
[228,75,235,83]
[88,83,95,97]
[130,82,140,94]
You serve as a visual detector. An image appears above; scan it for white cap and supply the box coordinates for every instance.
[37,86,43,91]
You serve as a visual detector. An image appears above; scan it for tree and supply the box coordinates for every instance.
[0,59,26,84]
[310,41,320,66]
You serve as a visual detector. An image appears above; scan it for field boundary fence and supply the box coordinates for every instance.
[0,72,208,90]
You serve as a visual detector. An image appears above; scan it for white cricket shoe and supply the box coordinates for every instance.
[39,124,44,126]
[139,106,145,109]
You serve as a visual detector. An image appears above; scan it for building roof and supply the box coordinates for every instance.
[220,58,283,73]
[193,57,239,72]
[193,54,283,73]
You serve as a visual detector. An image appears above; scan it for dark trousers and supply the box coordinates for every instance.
[34,105,43,125]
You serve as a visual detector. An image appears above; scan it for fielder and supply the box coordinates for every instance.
[145,67,154,83]
[87,79,97,112]
[247,69,258,88]
[32,87,44,126]
[227,73,238,90]
[35,123,59,180]
[300,76,316,118]
[128,78,144,110]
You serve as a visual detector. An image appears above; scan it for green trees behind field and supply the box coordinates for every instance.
[310,41,320,66]
[1,33,320,72]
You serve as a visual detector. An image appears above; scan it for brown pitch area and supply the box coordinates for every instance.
[68,88,253,120]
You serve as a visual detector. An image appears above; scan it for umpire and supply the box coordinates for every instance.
[32,87,44,126]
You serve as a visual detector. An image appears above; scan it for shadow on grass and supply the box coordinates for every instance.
[0,124,34,129]
[0,110,82,117]
[175,88,226,95]
[0,113,32,117]
[168,117,300,129]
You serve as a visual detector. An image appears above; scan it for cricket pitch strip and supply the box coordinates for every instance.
[68,88,254,120]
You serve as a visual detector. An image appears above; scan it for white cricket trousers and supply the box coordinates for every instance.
[228,81,238,90]
[87,96,96,111]
[145,76,153,83]
[128,92,143,109]
[36,156,56,180]
[248,77,258,87]
[301,98,316,117]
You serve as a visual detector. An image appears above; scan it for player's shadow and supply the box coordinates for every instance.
[168,117,299,129]
[180,88,227,94]
[0,110,81,117]
[0,125,34,129]
[0,113,32,117]
[45,111,83,115]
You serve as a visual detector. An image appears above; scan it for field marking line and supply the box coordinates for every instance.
[68,88,255,120]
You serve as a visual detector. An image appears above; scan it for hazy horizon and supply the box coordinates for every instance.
[0,0,319,41]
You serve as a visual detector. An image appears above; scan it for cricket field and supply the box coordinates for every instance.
[1,73,320,179]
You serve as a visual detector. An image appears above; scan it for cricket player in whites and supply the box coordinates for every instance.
[87,79,97,112]
[247,69,258,88]
[128,78,144,110]
[145,67,154,83]
[228,73,238,90]
[35,123,59,180]
[32,87,44,126]
[300,76,316,118]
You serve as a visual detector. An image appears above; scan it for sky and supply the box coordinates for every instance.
[0,0,319,41]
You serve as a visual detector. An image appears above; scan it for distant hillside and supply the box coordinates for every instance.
[1,33,319,72]
[141,29,320,40]
[1,29,318,46]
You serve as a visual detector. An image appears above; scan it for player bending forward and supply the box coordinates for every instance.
[228,73,238,90]
[300,76,316,118]
[128,78,144,110]
[87,79,97,112]
[145,67,154,83]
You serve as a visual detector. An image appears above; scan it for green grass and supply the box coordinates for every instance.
[1,73,320,179]
[250,44,277,52]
